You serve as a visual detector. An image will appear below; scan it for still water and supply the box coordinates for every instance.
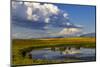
[29,47,96,61]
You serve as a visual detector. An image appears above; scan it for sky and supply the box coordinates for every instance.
[57,4,96,33]
[11,1,96,39]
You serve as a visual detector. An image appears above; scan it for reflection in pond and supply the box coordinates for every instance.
[29,47,95,62]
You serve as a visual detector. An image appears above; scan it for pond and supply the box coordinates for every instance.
[29,47,96,62]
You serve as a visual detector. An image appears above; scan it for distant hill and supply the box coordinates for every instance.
[80,32,96,37]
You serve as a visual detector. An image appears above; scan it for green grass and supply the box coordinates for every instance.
[11,37,96,66]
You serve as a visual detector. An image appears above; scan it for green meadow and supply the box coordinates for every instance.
[12,37,96,66]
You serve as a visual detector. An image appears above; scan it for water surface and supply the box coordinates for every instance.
[30,47,96,62]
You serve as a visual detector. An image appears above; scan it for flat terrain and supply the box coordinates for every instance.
[12,37,96,66]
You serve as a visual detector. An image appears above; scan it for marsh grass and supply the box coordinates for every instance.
[12,37,96,66]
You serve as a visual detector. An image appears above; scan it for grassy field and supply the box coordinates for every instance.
[12,37,96,66]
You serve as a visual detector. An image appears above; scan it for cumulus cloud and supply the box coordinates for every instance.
[11,1,83,38]
[63,13,68,18]
[12,1,62,22]
[43,3,59,15]
[45,26,82,37]
[32,14,39,21]
[24,2,60,22]
[64,22,71,26]
[59,28,82,35]
[27,6,33,20]
[45,18,50,23]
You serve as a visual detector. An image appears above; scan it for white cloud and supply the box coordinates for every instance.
[12,1,83,38]
[12,1,60,22]
[75,24,83,27]
[27,6,33,20]
[43,27,82,37]
[43,4,59,15]
[63,13,68,18]
[32,14,39,21]
[66,22,71,26]
[31,3,60,21]
[45,18,50,23]
[24,2,33,7]
[59,28,82,35]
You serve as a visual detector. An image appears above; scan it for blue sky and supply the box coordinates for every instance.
[11,1,96,39]
[56,4,96,33]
